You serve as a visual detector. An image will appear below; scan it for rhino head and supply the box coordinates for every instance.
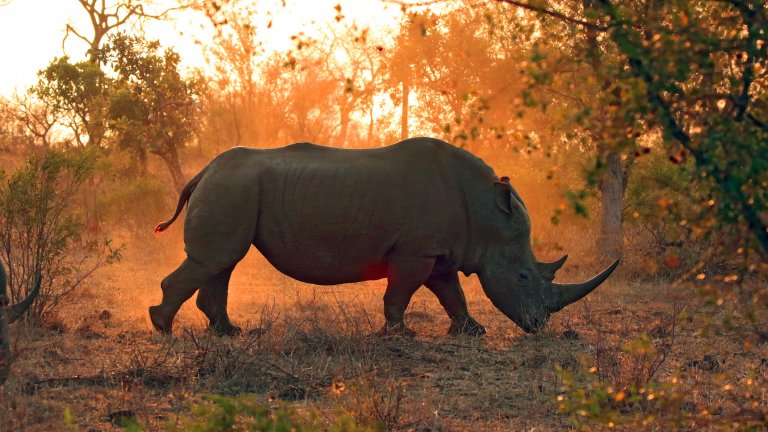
[0,262,40,385]
[478,181,619,333]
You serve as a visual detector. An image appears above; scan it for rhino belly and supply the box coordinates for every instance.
[253,227,394,285]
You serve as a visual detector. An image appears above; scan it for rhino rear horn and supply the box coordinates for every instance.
[536,255,568,281]
[0,263,9,385]
[0,265,40,385]
[7,275,40,323]
[548,259,620,312]
[0,310,9,385]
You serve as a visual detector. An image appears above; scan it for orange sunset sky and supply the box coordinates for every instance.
[0,0,406,97]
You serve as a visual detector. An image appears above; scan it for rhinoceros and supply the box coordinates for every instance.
[151,138,619,337]
[0,262,40,385]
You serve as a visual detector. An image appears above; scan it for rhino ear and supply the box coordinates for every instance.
[494,181,528,221]
[494,182,513,215]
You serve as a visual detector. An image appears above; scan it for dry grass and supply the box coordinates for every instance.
[0,236,766,431]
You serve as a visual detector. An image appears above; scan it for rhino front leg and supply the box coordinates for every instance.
[378,255,436,337]
[196,265,241,336]
[425,271,486,336]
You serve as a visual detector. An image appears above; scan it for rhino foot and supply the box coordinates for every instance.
[377,321,417,338]
[149,306,173,334]
[210,323,242,337]
[448,318,486,337]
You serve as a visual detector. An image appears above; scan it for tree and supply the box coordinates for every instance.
[64,0,184,62]
[8,93,57,149]
[101,33,202,191]
[598,0,767,261]
[387,13,439,140]
[314,24,386,147]
[203,3,265,148]
[492,0,768,262]
[31,57,110,149]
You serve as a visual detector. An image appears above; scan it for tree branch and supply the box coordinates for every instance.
[598,0,768,256]
[596,0,698,158]
[62,24,92,52]
[729,0,761,121]
[747,112,768,131]
[495,0,613,31]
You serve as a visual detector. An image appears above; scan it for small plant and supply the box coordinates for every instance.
[64,394,382,432]
[557,305,768,430]
[556,331,685,430]
[170,394,382,432]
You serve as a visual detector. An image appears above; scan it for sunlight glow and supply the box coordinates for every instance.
[0,0,401,97]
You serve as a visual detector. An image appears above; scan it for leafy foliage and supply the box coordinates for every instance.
[0,149,121,322]
[64,394,382,432]
[32,57,110,148]
[99,32,201,189]
[557,335,767,430]
[623,151,715,273]
[168,395,380,432]
[591,0,768,260]
[510,0,768,261]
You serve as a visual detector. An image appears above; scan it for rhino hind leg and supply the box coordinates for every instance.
[424,272,486,337]
[150,258,217,334]
[196,265,241,336]
[377,255,436,338]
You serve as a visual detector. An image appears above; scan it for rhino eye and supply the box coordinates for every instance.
[518,271,530,284]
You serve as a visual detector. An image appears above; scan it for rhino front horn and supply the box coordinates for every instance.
[0,263,40,385]
[548,259,620,312]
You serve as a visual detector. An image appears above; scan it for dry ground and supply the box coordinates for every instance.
[1,235,766,431]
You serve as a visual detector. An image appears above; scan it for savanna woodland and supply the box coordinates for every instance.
[0,0,766,430]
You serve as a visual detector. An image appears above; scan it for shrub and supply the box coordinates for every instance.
[557,307,768,430]
[97,176,171,236]
[0,149,121,322]
[64,394,382,432]
[623,152,721,276]
[168,395,381,432]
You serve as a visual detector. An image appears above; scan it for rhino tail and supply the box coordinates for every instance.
[154,167,208,234]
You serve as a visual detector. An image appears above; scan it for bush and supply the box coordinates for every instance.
[623,152,720,276]
[0,149,121,323]
[97,176,171,236]
[557,307,768,431]
[169,395,381,432]
[64,394,382,432]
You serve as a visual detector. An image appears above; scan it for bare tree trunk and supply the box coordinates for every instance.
[137,149,148,177]
[367,102,375,147]
[338,106,350,147]
[582,0,627,259]
[230,94,242,148]
[157,147,185,193]
[597,151,623,259]
[83,176,101,243]
[400,81,409,140]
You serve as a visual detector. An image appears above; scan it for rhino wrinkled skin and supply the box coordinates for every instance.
[151,138,619,337]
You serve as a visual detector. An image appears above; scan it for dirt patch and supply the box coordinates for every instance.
[1,247,766,431]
